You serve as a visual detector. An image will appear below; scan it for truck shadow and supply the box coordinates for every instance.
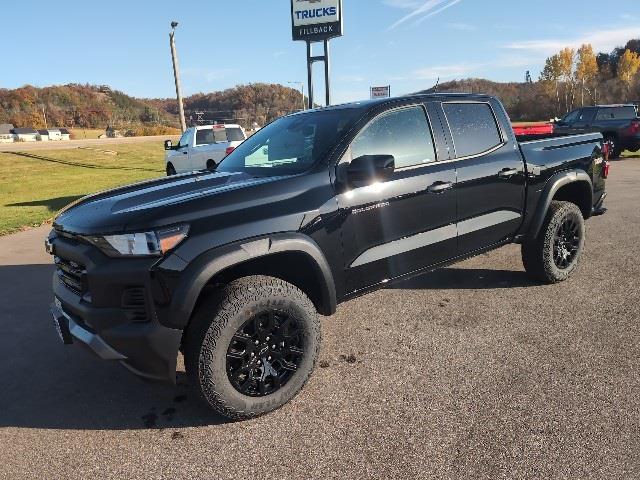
[391,267,537,290]
[2,151,160,172]
[6,196,84,213]
[0,264,228,430]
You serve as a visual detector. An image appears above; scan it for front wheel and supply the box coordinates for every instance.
[522,201,585,283]
[166,163,176,176]
[184,276,321,420]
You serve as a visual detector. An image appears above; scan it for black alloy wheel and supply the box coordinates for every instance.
[226,310,304,397]
[553,215,581,269]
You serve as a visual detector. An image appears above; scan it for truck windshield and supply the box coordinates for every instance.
[216,109,361,177]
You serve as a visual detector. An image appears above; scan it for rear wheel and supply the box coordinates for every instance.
[604,135,622,159]
[166,163,176,176]
[206,159,216,171]
[522,201,585,283]
[184,276,321,420]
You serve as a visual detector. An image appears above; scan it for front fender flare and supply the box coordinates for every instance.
[167,233,337,329]
[527,169,593,240]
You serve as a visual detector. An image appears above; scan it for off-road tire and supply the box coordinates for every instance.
[522,200,585,283]
[184,275,321,420]
[166,163,176,176]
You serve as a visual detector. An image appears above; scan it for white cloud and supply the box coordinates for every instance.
[273,51,286,59]
[503,27,640,55]
[387,0,463,30]
[414,0,463,26]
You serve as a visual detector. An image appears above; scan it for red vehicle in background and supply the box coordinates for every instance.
[512,122,554,136]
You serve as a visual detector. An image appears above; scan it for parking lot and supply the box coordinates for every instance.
[1,157,639,479]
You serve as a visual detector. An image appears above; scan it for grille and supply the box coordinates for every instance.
[55,256,87,295]
[121,287,149,322]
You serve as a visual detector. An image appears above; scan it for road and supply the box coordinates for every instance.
[0,135,179,152]
[1,158,639,479]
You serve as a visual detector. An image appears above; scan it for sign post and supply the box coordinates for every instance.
[291,0,343,108]
[370,85,391,100]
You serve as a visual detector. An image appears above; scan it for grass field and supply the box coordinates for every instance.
[0,141,165,235]
[68,128,105,140]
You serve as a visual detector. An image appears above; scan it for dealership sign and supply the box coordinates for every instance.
[291,0,343,42]
[370,86,391,99]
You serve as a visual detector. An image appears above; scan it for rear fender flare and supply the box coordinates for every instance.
[527,170,593,240]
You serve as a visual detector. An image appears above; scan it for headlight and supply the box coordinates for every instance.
[86,224,189,257]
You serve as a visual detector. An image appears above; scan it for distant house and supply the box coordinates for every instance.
[12,127,39,142]
[59,128,71,141]
[0,123,14,143]
[45,128,62,141]
[38,129,50,141]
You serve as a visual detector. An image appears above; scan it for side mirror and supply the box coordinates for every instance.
[164,140,173,150]
[347,154,395,185]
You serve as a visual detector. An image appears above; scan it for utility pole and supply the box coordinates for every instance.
[288,81,305,110]
[41,105,47,129]
[169,21,186,132]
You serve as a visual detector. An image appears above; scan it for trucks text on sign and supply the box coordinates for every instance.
[291,0,343,42]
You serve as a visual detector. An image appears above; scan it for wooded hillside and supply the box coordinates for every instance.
[422,39,640,121]
[0,83,305,131]
[2,38,638,130]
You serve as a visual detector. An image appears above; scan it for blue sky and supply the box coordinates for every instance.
[4,0,640,103]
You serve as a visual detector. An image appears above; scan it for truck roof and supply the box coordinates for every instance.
[593,104,637,108]
[300,93,497,115]
[193,124,243,130]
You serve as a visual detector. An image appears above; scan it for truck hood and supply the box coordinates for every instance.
[53,170,285,235]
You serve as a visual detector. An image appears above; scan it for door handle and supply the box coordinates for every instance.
[498,168,518,179]
[427,181,453,193]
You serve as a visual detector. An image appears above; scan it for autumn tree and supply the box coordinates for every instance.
[540,54,563,114]
[575,44,599,105]
[617,49,640,99]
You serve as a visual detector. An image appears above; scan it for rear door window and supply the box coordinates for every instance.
[443,103,503,158]
[596,107,637,120]
[350,106,437,169]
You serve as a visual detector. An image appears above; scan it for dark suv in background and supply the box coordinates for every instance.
[554,104,640,158]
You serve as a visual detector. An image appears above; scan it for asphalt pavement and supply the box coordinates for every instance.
[1,158,639,479]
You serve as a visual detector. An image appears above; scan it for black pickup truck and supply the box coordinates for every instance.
[47,94,608,419]
[554,104,640,158]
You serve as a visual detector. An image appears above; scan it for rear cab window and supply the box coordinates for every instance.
[226,128,245,142]
[195,128,215,146]
[349,106,437,169]
[442,102,503,158]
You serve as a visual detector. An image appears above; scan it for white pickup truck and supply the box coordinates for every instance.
[164,124,246,175]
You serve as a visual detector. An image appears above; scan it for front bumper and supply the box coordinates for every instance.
[51,282,182,383]
[49,231,183,384]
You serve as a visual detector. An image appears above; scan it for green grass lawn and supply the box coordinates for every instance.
[0,141,166,235]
